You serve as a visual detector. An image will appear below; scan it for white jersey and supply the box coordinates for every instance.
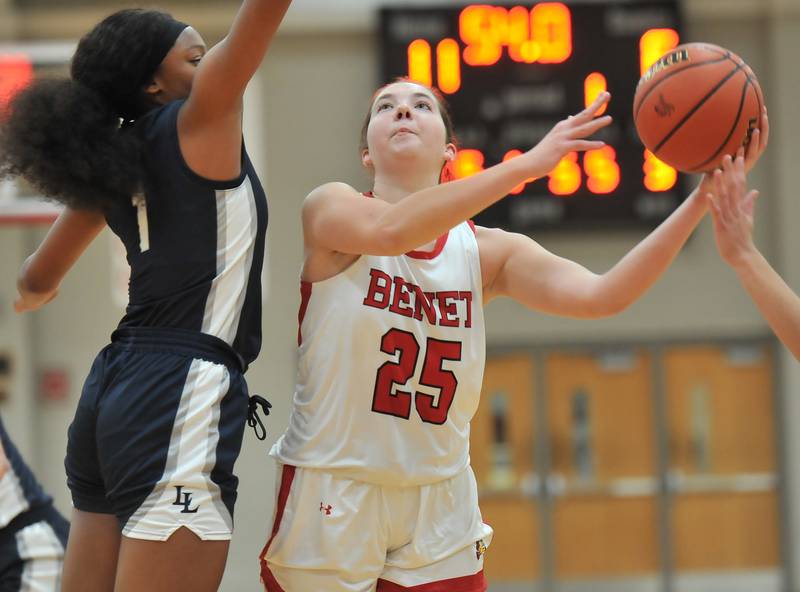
[271,221,485,486]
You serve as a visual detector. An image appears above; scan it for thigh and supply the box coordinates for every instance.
[62,509,121,592]
[260,466,385,592]
[114,527,228,592]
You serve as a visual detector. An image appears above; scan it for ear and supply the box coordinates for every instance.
[443,142,457,163]
[361,149,373,169]
[143,79,162,102]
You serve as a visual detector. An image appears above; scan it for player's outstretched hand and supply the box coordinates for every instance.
[706,153,759,267]
[523,92,612,179]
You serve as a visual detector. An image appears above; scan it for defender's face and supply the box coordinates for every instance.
[148,27,206,104]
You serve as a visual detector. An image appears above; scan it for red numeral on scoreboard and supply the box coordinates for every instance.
[639,28,680,188]
[460,3,572,66]
[639,28,680,76]
[643,149,678,192]
[584,146,620,194]
[549,152,582,195]
[408,37,462,94]
[372,329,462,424]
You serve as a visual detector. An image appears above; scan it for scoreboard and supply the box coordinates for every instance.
[379,1,687,231]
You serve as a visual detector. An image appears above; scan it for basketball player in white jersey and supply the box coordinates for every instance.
[260,80,768,592]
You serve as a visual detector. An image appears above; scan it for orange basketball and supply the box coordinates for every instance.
[633,42,764,174]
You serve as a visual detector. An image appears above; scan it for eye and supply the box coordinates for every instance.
[376,102,392,112]
[416,101,433,110]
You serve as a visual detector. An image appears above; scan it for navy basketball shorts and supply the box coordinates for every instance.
[65,327,249,541]
[0,505,69,592]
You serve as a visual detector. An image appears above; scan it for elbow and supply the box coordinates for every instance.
[580,282,632,318]
[17,257,57,296]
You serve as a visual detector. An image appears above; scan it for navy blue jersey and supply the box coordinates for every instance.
[105,100,268,366]
[0,415,52,527]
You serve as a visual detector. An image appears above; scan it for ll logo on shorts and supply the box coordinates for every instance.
[173,485,200,513]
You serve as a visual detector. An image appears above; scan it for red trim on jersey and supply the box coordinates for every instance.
[297,281,313,346]
[467,220,476,235]
[259,465,296,592]
[405,232,449,260]
[377,570,487,592]
[361,191,449,260]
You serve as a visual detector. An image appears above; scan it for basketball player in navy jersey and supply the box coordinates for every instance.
[259,80,768,592]
[0,416,69,591]
[1,3,290,590]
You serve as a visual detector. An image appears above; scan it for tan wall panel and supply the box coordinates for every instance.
[672,492,780,569]
[547,351,655,479]
[553,497,660,576]
[471,354,536,491]
[664,346,775,474]
[481,498,540,580]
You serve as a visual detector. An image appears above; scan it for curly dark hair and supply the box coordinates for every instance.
[0,9,185,211]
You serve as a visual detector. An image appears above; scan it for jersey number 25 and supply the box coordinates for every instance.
[372,328,462,425]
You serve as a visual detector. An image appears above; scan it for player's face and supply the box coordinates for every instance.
[147,27,206,105]
[364,82,453,173]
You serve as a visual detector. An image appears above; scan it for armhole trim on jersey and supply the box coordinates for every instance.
[467,220,476,235]
[406,232,449,260]
[298,281,313,347]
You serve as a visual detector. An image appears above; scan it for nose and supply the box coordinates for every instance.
[394,105,412,120]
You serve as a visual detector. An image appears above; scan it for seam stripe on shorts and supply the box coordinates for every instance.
[376,570,487,592]
[259,464,296,591]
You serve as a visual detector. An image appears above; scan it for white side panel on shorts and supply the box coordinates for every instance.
[122,359,233,541]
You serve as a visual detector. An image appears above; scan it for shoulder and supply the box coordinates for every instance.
[302,182,362,216]
[475,224,517,255]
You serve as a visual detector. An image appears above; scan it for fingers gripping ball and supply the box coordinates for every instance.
[633,43,764,174]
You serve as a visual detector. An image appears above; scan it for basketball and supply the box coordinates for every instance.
[633,42,764,174]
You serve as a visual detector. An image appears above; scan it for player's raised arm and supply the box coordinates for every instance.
[476,180,706,318]
[707,152,800,360]
[181,0,292,124]
[480,111,769,318]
